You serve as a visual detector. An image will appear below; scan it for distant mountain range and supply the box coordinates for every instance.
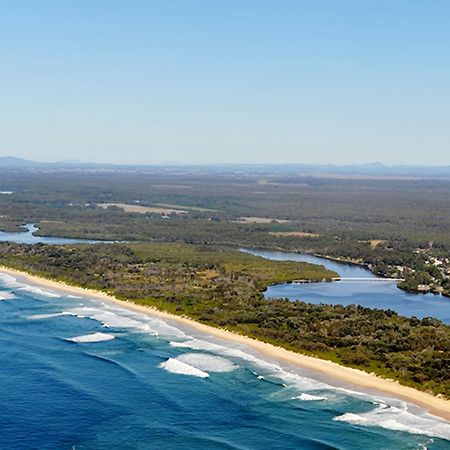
[0,156,41,166]
[1,156,450,177]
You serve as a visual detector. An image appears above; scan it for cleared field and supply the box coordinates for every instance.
[155,203,219,212]
[236,216,291,224]
[98,203,188,215]
[269,231,319,238]
[369,239,388,249]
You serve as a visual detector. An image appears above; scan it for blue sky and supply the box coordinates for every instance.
[1,1,449,165]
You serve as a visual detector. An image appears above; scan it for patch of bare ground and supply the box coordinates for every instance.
[155,203,220,212]
[235,217,291,224]
[98,203,188,215]
[369,239,388,249]
[269,231,319,238]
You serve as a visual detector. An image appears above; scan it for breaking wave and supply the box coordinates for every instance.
[175,353,237,373]
[170,338,329,392]
[169,338,450,441]
[294,393,327,401]
[160,358,209,378]
[66,306,157,332]
[334,403,450,440]
[64,304,187,339]
[18,285,60,298]
[0,273,59,297]
[0,291,16,300]
[2,271,448,443]
[28,312,70,320]
[159,353,237,378]
[67,332,116,343]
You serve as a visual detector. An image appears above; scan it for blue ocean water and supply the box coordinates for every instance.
[243,249,450,324]
[0,272,449,449]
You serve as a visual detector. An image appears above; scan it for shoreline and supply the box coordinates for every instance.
[1,265,449,422]
[242,246,377,278]
[245,247,450,298]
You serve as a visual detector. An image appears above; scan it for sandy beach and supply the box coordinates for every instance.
[1,265,449,422]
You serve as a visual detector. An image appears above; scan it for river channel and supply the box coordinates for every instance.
[0,228,448,324]
[242,249,450,324]
[0,224,102,244]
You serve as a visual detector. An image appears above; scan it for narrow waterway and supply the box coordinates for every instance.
[0,224,102,244]
[242,249,450,324]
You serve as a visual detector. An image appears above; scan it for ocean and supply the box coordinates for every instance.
[0,272,449,449]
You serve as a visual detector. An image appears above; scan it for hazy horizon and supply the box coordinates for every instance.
[3,154,450,169]
[1,1,449,166]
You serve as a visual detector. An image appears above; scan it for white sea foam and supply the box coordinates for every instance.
[28,312,70,320]
[0,291,16,300]
[0,273,59,297]
[170,338,328,391]
[64,304,187,340]
[294,393,327,401]
[67,332,115,343]
[66,306,156,333]
[334,404,450,441]
[0,271,184,337]
[170,339,224,352]
[17,285,60,298]
[60,301,450,443]
[3,269,447,441]
[160,358,209,378]
[0,273,21,287]
[144,317,186,338]
[176,353,237,373]
[171,338,450,441]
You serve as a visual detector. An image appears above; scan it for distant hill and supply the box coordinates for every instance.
[0,156,42,167]
[0,156,449,178]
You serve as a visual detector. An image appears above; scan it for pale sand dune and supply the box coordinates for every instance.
[1,265,449,421]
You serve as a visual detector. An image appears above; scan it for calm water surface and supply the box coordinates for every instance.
[242,249,450,324]
[0,224,100,245]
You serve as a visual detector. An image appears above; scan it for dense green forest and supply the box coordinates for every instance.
[0,169,449,295]
[0,169,450,245]
[0,241,449,397]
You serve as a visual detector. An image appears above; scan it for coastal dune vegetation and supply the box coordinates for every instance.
[1,241,449,398]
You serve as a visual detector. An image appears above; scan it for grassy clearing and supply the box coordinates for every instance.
[98,203,188,215]
[269,231,319,238]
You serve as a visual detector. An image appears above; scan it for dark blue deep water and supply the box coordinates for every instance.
[243,249,450,324]
[0,272,449,449]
